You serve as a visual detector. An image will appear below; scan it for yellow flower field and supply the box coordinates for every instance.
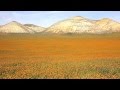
[0,33,120,79]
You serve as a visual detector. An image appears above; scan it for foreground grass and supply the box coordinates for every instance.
[0,33,120,79]
[0,57,120,79]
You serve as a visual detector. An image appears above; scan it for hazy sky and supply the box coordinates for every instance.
[0,11,120,27]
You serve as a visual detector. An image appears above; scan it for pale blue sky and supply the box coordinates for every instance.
[0,11,120,27]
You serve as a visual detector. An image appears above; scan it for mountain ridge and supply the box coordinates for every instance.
[0,16,120,34]
[0,21,45,33]
[45,16,120,34]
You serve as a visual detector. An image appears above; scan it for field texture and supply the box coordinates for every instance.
[0,33,120,79]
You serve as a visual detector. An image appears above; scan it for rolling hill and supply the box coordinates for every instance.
[1,16,120,34]
[45,16,120,34]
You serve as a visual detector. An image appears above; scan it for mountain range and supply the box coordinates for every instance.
[0,16,120,34]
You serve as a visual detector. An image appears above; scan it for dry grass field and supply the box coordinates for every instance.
[0,33,120,79]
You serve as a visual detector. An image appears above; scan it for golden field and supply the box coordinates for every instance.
[0,33,120,79]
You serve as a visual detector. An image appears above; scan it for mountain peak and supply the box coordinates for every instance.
[100,18,112,21]
[46,16,120,34]
[24,24,38,27]
[8,21,20,25]
[70,16,85,20]
[12,21,17,22]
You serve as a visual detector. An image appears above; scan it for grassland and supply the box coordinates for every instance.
[0,33,120,79]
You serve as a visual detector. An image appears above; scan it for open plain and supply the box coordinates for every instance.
[0,33,120,79]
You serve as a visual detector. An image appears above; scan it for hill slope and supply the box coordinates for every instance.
[24,24,45,33]
[45,16,120,34]
[0,21,35,33]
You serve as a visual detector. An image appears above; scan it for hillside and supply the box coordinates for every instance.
[24,24,45,32]
[45,16,120,34]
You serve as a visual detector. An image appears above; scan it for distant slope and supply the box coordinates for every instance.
[0,21,35,33]
[45,16,120,34]
[45,16,95,33]
[1,16,120,34]
[93,18,120,33]
[24,24,45,33]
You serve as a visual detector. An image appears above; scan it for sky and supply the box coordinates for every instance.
[0,11,120,27]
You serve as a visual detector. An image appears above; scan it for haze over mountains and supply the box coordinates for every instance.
[0,16,120,34]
